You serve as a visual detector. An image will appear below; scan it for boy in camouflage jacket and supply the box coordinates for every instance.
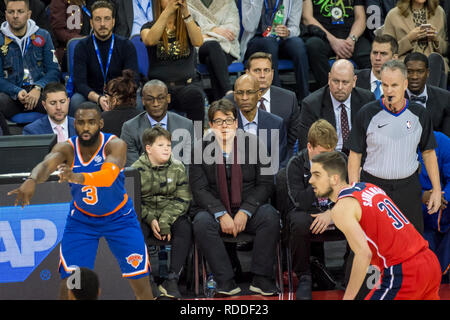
[132,126,192,299]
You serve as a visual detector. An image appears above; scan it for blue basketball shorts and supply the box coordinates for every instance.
[58,203,150,280]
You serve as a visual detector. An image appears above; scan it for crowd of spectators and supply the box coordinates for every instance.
[1,0,449,300]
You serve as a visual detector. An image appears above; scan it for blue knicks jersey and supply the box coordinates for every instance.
[68,132,131,217]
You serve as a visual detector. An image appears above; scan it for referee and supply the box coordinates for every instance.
[347,60,442,234]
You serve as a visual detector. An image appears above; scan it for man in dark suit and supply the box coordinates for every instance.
[226,52,300,158]
[355,34,398,99]
[23,83,76,140]
[121,80,195,167]
[190,98,280,297]
[404,52,450,137]
[112,0,153,38]
[233,74,288,170]
[299,59,375,154]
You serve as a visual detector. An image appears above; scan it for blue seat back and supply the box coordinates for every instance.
[66,36,87,97]
[130,34,149,78]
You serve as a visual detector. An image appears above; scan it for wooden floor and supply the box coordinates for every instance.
[193,284,450,300]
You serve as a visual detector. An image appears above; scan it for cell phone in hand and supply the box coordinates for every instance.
[420,24,431,30]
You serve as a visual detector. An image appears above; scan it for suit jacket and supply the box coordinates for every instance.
[355,68,371,91]
[22,116,76,137]
[101,105,142,138]
[225,85,300,152]
[298,85,376,150]
[120,111,194,166]
[189,131,274,217]
[113,0,142,38]
[237,108,288,169]
[406,85,450,137]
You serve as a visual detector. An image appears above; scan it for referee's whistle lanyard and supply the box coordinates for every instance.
[92,33,115,87]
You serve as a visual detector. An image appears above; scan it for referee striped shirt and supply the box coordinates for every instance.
[349,99,436,180]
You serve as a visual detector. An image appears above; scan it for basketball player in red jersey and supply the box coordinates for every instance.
[309,151,442,300]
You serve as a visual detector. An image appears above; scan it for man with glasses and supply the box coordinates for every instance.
[70,0,139,115]
[121,79,194,167]
[233,74,288,169]
[190,98,280,297]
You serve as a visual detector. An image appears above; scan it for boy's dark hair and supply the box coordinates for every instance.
[68,267,100,300]
[311,151,348,182]
[208,98,237,123]
[90,0,115,17]
[404,52,429,69]
[373,34,399,55]
[42,82,68,101]
[142,126,172,147]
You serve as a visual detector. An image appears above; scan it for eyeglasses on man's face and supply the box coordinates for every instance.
[212,117,236,126]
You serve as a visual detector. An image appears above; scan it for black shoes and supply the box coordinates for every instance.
[159,278,182,299]
[215,279,242,297]
[296,274,312,300]
[310,257,336,290]
[249,275,279,296]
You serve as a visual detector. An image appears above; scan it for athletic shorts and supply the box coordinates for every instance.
[365,248,441,300]
[59,203,150,280]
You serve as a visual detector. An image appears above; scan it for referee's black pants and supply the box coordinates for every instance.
[360,170,424,235]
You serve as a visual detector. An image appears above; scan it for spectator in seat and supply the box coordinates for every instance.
[0,0,60,121]
[131,126,192,299]
[140,0,205,123]
[241,0,309,101]
[120,79,194,167]
[101,69,142,137]
[23,82,76,140]
[190,98,280,297]
[70,0,139,115]
[50,0,96,70]
[419,131,450,283]
[276,119,338,300]
[383,0,448,89]
[298,59,375,155]
[355,34,399,99]
[301,0,371,88]
[112,0,153,38]
[188,0,240,102]
[404,52,450,137]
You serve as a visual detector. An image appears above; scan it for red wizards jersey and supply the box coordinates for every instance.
[337,183,429,269]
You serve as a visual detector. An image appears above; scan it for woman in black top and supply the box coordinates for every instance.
[140,0,205,123]
[102,69,142,137]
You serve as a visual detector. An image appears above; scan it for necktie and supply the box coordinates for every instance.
[55,124,65,142]
[258,98,266,111]
[340,104,350,143]
[411,95,426,104]
[374,80,382,100]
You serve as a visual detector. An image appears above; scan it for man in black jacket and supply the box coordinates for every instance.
[190,98,280,297]
[276,119,338,300]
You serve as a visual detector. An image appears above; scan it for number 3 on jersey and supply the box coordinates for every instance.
[81,186,98,205]
[377,199,410,230]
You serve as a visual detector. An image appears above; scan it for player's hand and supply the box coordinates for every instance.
[310,210,332,234]
[427,189,442,214]
[233,211,248,235]
[219,213,236,237]
[7,178,36,208]
[151,219,163,240]
[57,164,84,184]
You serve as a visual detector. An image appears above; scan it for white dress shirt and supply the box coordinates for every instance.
[330,93,352,151]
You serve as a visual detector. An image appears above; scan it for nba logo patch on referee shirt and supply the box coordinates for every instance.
[406,120,412,130]
[126,254,143,269]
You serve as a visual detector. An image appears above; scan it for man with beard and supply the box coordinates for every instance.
[309,151,442,300]
[8,103,154,300]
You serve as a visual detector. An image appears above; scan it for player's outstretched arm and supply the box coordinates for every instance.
[331,197,372,300]
[7,142,73,207]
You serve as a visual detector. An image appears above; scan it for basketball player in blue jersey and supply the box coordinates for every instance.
[8,103,154,300]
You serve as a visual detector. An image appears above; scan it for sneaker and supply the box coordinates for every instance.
[249,275,279,296]
[310,257,336,290]
[295,274,312,300]
[215,279,241,297]
[159,279,182,299]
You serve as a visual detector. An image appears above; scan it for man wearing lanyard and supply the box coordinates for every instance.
[241,0,309,102]
[0,0,60,122]
[71,0,139,115]
[113,0,153,38]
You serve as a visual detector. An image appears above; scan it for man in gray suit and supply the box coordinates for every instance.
[121,80,194,167]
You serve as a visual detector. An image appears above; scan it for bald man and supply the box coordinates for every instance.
[233,74,288,169]
[298,59,375,154]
